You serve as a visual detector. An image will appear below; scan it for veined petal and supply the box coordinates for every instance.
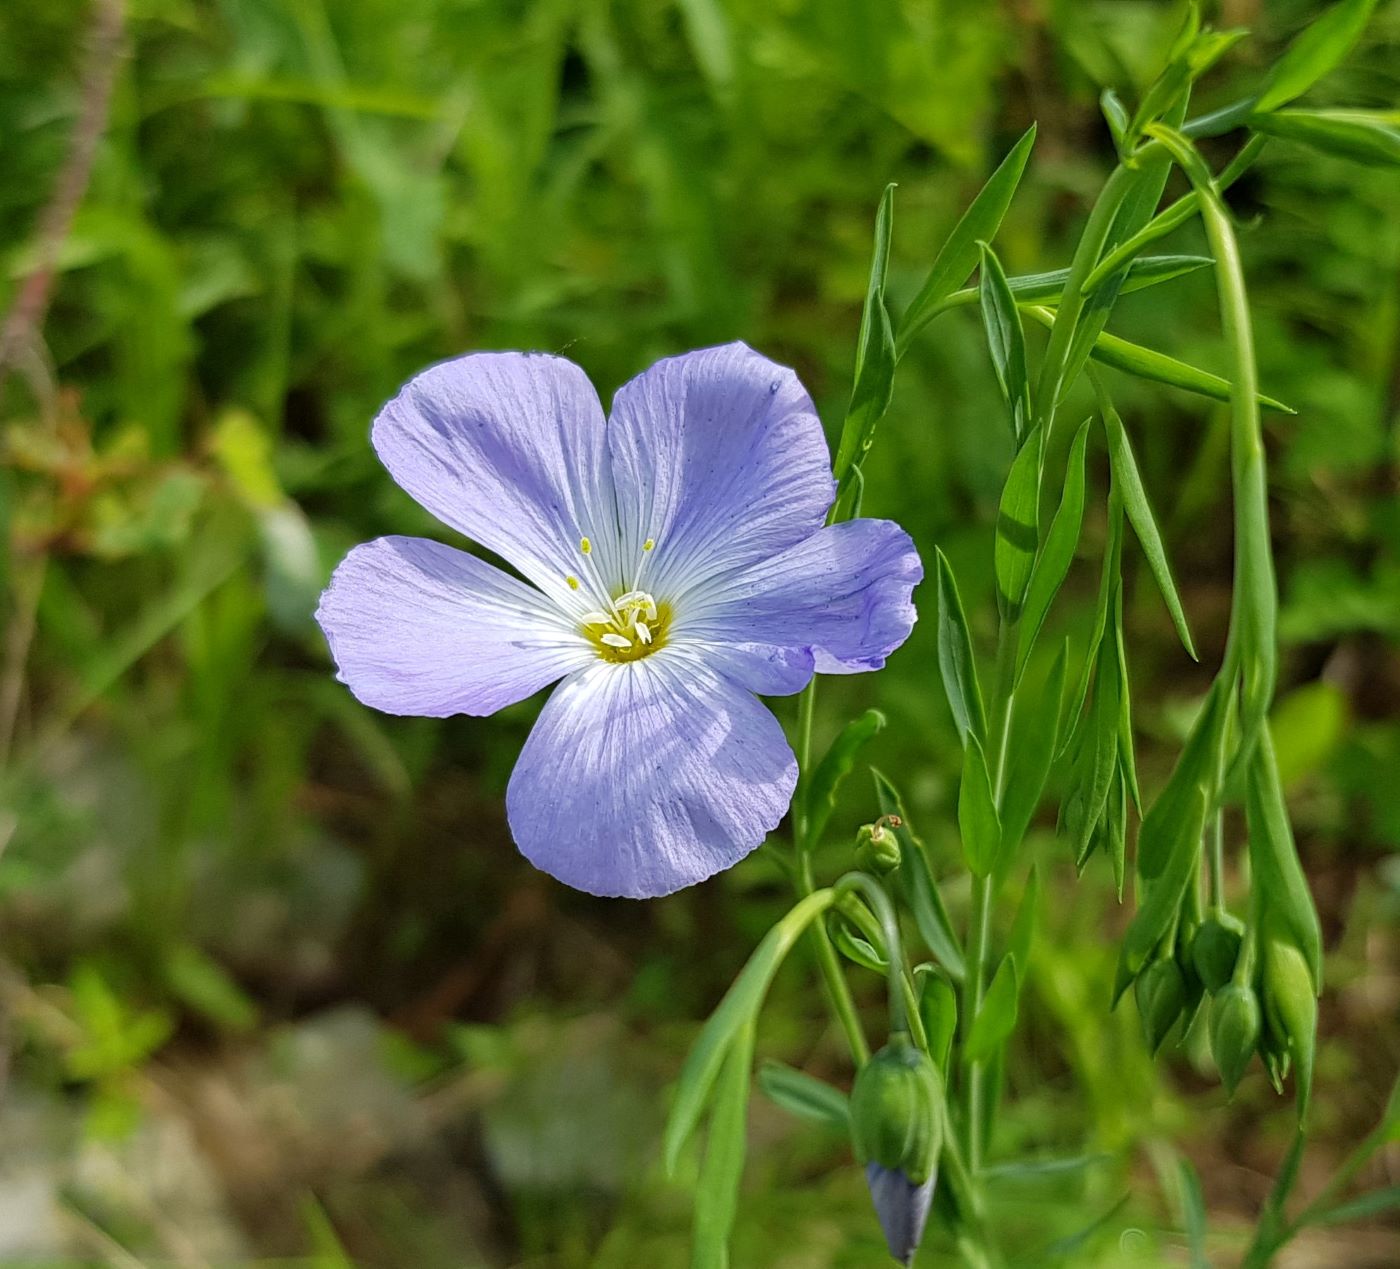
[506,652,797,897]
[680,519,922,679]
[316,536,591,717]
[607,342,834,599]
[371,352,620,605]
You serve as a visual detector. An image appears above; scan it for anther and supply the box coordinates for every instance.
[580,611,613,626]
[643,538,655,552]
[600,632,631,649]
[579,537,592,555]
[566,576,580,590]
[636,622,652,645]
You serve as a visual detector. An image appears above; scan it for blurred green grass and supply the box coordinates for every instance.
[1,0,1397,1264]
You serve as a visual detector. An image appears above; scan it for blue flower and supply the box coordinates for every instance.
[315,342,921,898]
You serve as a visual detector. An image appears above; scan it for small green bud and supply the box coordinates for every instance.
[913,966,958,1071]
[1209,982,1260,1095]
[1134,956,1185,1056]
[1191,913,1245,993]
[855,816,903,875]
[849,1037,944,1185]
[1262,938,1318,1116]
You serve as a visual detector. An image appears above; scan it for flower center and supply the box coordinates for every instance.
[563,535,670,663]
[580,590,673,663]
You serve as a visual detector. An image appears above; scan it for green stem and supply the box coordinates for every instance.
[793,679,871,1068]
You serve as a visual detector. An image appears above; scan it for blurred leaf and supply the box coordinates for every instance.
[966,954,1018,1064]
[958,734,1002,878]
[875,770,965,980]
[1308,1186,1400,1227]
[1254,0,1379,114]
[301,1196,355,1269]
[1178,1156,1209,1268]
[665,889,836,1175]
[1270,681,1349,787]
[935,548,987,748]
[1001,642,1067,856]
[983,1153,1113,1184]
[1033,1195,1130,1262]
[898,124,1037,356]
[1137,681,1227,880]
[757,1061,849,1133]
[995,425,1042,622]
[1008,865,1040,984]
[805,709,886,848]
[1016,420,1091,679]
[164,944,258,1033]
[692,1019,754,1269]
[1252,109,1400,169]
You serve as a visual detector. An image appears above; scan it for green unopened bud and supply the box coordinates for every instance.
[912,966,957,1071]
[1209,982,1260,1095]
[1135,957,1185,1056]
[1191,913,1245,993]
[855,816,903,875]
[851,1037,944,1266]
[850,1037,944,1184]
[1262,939,1318,1117]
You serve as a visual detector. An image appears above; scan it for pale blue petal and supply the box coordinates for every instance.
[864,1164,935,1267]
[607,342,835,600]
[506,652,797,897]
[679,519,922,685]
[316,536,592,717]
[371,352,621,607]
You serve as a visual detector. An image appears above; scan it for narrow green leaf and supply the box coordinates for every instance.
[1100,396,1197,659]
[1254,0,1379,114]
[1001,642,1068,854]
[1008,865,1040,985]
[966,955,1019,1064]
[1247,727,1324,988]
[898,124,1037,356]
[995,426,1043,621]
[1024,307,1294,413]
[1252,109,1400,168]
[1037,1195,1131,1262]
[875,770,965,980]
[832,920,887,973]
[692,1019,754,1269]
[756,1061,850,1133]
[833,184,897,480]
[1061,491,1125,756]
[1108,767,1128,900]
[1101,89,1130,152]
[944,255,1213,312]
[1016,420,1091,678]
[1178,1158,1210,1269]
[664,889,837,1174]
[1308,1186,1400,1228]
[935,548,987,747]
[1114,787,1208,1000]
[983,1153,1113,1185]
[913,966,959,1069]
[1137,681,1228,880]
[1113,588,1143,813]
[804,708,886,848]
[1063,634,1121,865]
[958,734,1002,878]
[979,242,1031,440]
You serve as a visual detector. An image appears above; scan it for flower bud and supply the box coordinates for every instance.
[1262,938,1318,1116]
[855,816,903,876]
[850,1037,944,1265]
[1209,982,1260,1095]
[1191,913,1245,993]
[1134,956,1185,1056]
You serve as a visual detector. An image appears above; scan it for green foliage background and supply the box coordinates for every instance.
[1,0,1397,1263]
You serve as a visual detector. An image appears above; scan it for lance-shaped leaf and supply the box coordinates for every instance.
[1000,642,1068,855]
[1063,631,1121,865]
[898,124,1037,356]
[935,548,987,747]
[1114,787,1208,1001]
[832,919,888,974]
[803,708,887,847]
[757,1062,850,1133]
[692,1018,754,1269]
[979,242,1031,441]
[665,889,837,1174]
[1254,0,1380,114]
[833,184,896,481]
[965,954,1019,1064]
[1016,420,1092,679]
[1107,767,1129,900]
[1101,88,1131,153]
[958,733,1002,878]
[1247,726,1324,988]
[1252,109,1400,169]
[1137,679,1229,881]
[1114,591,1142,814]
[1023,306,1295,413]
[995,426,1042,622]
[943,254,1213,312]
[1062,490,1125,754]
[1100,394,1197,659]
[875,770,965,979]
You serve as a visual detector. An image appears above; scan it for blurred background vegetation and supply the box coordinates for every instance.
[1,0,1397,1264]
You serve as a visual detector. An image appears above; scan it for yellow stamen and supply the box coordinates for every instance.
[566,575,580,590]
[579,537,592,555]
